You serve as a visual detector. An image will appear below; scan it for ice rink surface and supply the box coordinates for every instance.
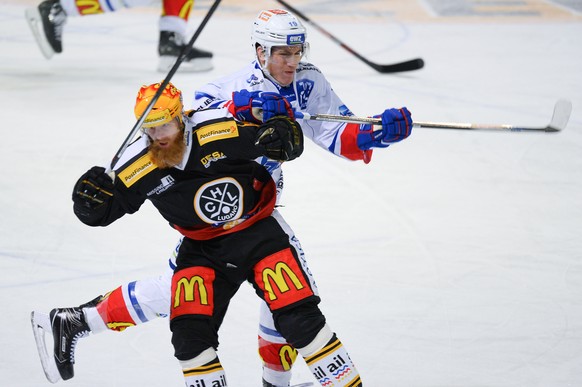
[1,0,582,386]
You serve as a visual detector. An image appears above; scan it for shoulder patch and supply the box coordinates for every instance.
[297,62,321,74]
[118,153,157,188]
[196,120,239,146]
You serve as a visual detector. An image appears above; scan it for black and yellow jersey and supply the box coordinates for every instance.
[80,107,278,240]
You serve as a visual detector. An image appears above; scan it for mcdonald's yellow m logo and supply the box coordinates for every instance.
[279,345,298,371]
[174,276,208,308]
[262,262,304,301]
[107,321,135,332]
[75,0,104,15]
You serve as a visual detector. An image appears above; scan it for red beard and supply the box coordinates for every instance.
[148,134,186,169]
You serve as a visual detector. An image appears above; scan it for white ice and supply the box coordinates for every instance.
[1,0,582,386]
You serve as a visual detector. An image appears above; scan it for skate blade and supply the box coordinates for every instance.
[157,56,213,73]
[24,7,55,60]
[31,311,61,383]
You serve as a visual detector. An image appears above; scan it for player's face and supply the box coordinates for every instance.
[146,118,185,168]
[263,45,304,86]
[144,118,181,148]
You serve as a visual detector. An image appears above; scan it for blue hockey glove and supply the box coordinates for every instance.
[357,107,413,150]
[231,90,295,124]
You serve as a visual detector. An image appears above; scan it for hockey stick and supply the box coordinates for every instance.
[109,0,221,170]
[295,100,572,132]
[274,0,424,73]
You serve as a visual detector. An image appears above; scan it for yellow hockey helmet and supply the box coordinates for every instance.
[135,82,183,128]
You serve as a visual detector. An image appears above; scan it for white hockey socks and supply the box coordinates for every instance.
[83,306,108,334]
[298,325,362,387]
[159,15,187,36]
[180,348,227,387]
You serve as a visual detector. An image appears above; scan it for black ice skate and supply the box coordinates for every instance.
[25,0,67,59]
[31,297,100,382]
[50,307,91,380]
[31,307,91,382]
[158,31,213,73]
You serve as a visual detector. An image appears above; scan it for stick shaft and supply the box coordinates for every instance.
[296,100,571,133]
[274,0,423,73]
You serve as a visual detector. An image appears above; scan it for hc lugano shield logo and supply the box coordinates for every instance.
[194,177,243,224]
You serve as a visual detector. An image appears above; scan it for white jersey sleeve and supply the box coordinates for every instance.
[292,62,363,160]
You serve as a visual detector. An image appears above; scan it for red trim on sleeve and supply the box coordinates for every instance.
[340,123,373,164]
[226,100,236,117]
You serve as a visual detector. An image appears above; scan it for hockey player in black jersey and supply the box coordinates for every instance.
[72,82,301,234]
[61,81,362,386]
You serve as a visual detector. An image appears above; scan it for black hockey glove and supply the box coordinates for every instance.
[72,166,114,225]
[255,116,304,162]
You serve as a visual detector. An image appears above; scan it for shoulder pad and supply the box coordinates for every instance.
[195,118,240,146]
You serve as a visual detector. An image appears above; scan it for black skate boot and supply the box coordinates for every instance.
[25,0,67,59]
[158,31,213,73]
[49,306,91,380]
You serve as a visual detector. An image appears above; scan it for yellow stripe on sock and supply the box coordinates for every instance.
[346,375,362,387]
[183,362,223,377]
[304,337,342,365]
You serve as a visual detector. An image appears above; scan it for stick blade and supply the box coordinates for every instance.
[546,99,572,132]
[372,58,425,73]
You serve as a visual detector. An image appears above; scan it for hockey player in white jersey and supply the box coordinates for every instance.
[195,9,412,163]
[31,9,412,387]
[24,0,212,72]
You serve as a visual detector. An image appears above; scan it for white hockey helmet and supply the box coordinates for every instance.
[251,9,309,65]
